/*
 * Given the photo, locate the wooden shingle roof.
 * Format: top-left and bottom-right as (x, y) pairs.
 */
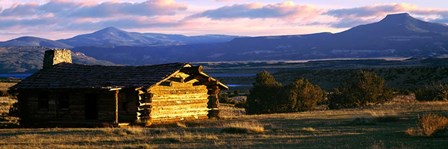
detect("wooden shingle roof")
(11, 63), (189, 90)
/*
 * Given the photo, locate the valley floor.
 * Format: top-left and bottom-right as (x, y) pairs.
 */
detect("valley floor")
(0, 102), (447, 148)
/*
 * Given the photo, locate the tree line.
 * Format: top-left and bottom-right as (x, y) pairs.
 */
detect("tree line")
(245, 70), (448, 114)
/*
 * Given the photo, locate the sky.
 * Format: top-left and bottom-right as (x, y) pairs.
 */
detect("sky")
(1, 0), (448, 40)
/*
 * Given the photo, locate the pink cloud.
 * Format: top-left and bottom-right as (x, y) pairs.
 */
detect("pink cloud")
(0, 0), (189, 40)
(0, 0), (187, 17)
(215, 0), (244, 2)
(190, 1), (322, 21)
(2, 1), (448, 41)
(325, 3), (448, 28)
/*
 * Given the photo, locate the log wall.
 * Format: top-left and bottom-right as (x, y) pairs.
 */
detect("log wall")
(141, 72), (210, 125)
(18, 89), (117, 127)
(16, 68), (224, 127)
(117, 89), (139, 123)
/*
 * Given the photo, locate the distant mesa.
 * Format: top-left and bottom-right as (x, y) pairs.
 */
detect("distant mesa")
(223, 12), (448, 62)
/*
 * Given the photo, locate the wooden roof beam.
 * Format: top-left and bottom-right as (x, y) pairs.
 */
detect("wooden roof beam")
(180, 66), (203, 75)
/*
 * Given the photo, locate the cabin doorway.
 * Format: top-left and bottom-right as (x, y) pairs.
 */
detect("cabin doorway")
(85, 93), (98, 120)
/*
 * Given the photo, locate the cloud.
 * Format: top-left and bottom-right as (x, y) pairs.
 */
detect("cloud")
(61, 16), (182, 31)
(2, 1), (448, 41)
(215, 0), (244, 2)
(0, 3), (39, 16)
(191, 1), (322, 21)
(0, 0), (187, 18)
(69, 0), (187, 18)
(329, 17), (375, 28)
(0, 0), (187, 33)
(326, 3), (415, 18)
(325, 3), (448, 28)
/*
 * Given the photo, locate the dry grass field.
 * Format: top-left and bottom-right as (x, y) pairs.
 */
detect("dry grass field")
(0, 82), (15, 95)
(0, 82), (19, 128)
(0, 100), (448, 148)
(0, 82), (447, 148)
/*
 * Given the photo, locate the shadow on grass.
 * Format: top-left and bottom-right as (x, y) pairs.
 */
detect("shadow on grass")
(0, 129), (106, 137)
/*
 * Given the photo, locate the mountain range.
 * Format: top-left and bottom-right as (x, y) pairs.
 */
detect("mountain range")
(0, 36), (73, 49)
(222, 13), (448, 60)
(58, 27), (239, 47)
(0, 27), (238, 48)
(1, 13), (448, 68)
(0, 47), (114, 73)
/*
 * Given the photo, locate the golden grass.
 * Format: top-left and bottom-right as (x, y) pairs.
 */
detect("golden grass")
(419, 113), (448, 136)
(406, 113), (448, 137)
(0, 96), (19, 127)
(102, 127), (147, 136)
(221, 121), (265, 134)
(219, 103), (245, 118)
(1, 102), (448, 148)
(176, 122), (187, 128)
(0, 82), (15, 89)
(299, 127), (317, 132)
(0, 82), (15, 96)
(0, 97), (15, 114)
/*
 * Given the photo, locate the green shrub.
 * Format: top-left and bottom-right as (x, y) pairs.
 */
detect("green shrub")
(234, 101), (246, 108)
(328, 70), (393, 109)
(414, 84), (448, 101)
(232, 90), (240, 97)
(219, 93), (230, 103)
(246, 71), (286, 114)
(246, 71), (326, 114)
(286, 78), (326, 111)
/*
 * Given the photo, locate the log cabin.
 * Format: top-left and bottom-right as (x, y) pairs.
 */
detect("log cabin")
(9, 49), (228, 127)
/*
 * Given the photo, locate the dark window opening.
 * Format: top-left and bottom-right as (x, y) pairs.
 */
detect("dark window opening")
(120, 93), (128, 113)
(85, 93), (98, 120)
(121, 102), (128, 112)
(57, 94), (70, 109)
(120, 92), (131, 113)
(38, 93), (49, 109)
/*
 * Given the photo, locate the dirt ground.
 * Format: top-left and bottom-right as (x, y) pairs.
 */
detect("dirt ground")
(0, 101), (447, 148)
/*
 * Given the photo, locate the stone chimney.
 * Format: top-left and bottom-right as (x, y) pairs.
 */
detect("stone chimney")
(43, 49), (72, 69)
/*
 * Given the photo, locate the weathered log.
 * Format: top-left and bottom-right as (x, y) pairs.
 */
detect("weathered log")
(180, 66), (203, 75)
(115, 90), (119, 124)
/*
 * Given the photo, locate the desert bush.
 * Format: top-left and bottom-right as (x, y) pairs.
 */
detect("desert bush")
(0, 90), (10, 97)
(406, 113), (448, 137)
(246, 71), (286, 114)
(246, 71), (326, 114)
(218, 93), (230, 103)
(285, 78), (326, 111)
(418, 113), (448, 136)
(234, 100), (246, 108)
(328, 70), (393, 109)
(232, 90), (240, 96)
(414, 84), (448, 101)
(8, 102), (19, 117)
